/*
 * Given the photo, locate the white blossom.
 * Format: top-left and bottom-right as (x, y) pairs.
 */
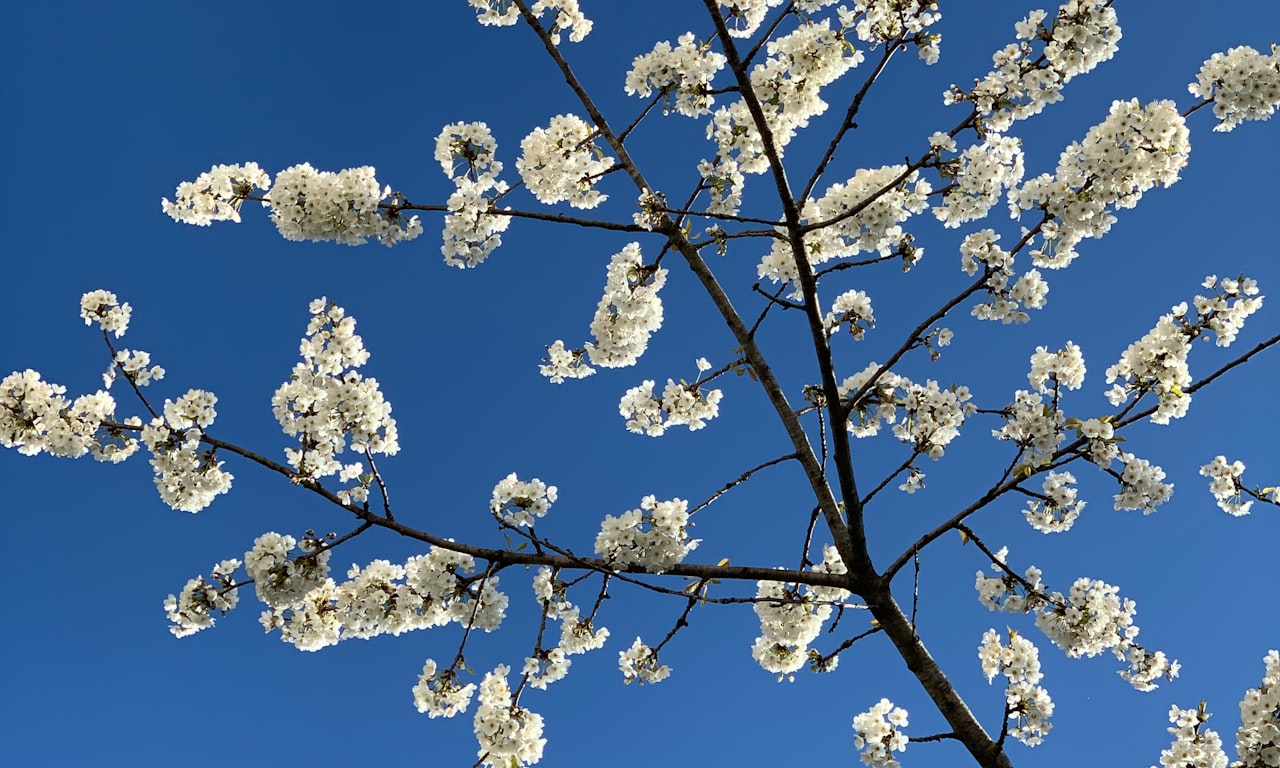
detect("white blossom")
(1188, 45), (1280, 132)
(978, 629), (1054, 746)
(1199, 455), (1253, 516)
(852, 698), (910, 768)
(1233, 650), (1280, 768)
(490, 473), (558, 528)
(619, 637), (671, 684)
(161, 162), (270, 226)
(413, 658), (476, 719)
(625, 33), (726, 117)
(516, 114), (613, 209)
(80, 289), (132, 338)
(264, 163), (422, 247)
(594, 495), (698, 573)
(164, 558), (241, 638)
(1153, 704), (1228, 768)
(618, 378), (723, 436)
(584, 243), (667, 368)
(473, 665), (546, 767)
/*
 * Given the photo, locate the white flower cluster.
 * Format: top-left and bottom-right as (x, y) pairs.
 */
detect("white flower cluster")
(976, 554), (1178, 691)
(618, 378), (724, 436)
(956, 230), (1047, 325)
(586, 243), (667, 368)
(244, 532), (332, 608)
(272, 299), (398, 498)
(517, 114), (614, 209)
(264, 163), (422, 247)
(594, 495), (699, 573)
(1153, 705), (1228, 768)
(413, 658), (476, 719)
(1105, 312), (1192, 423)
(490, 473), (558, 528)
(933, 135), (1025, 228)
(718, 0), (785, 38)
(105, 349), (165, 389)
(1024, 471), (1085, 533)
(851, 698), (909, 768)
(946, 1), (1121, 133)
(993, 390), (1065, 467)
(752, 546), (850, 679)
(473, 665), (546, 768)
(1106, 276), (1262, 424)
(436, 121), (511, 268)
(1233, 650), (1280, 768)
(256, 545), (507, 652)
(1194, 274), (1263, 347)
(1035, 577), (1178, 690)
(698, 157), (746, 216)
(436, 121), (503, 184)
(1028, 341), (1085, 394)
(707, 17), (863, 178)
(618, 637), (671, 684)
(838, 362), (974, 461)
(163, 559), (241, 638)
(80, 289), (132, 338)
(1073, 416), (1121, 467)
(528, 0), (591, 44)
(1199, 456), (1252, 517)
(1112, 452), (1175, 514)
(824, 289), (875, 339)
(161, 162), (271, 226)
(524, 574), (609, 691)
(467, 0), (519, 27)
(625, 33), (726, 117)
(538, 340), (595, 383)
(759, 166), (930, 294)
(0, 369), (130, 461)
(140, 405), (234, 513)
(978, 629), (1054, 746)
(842, 0), (941, 62)
(1189, 45), (1280, 132)
(1011, 99), (1189, 269)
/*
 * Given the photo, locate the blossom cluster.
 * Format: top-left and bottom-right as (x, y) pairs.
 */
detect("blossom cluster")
(473, 665), (546, 768)
(413, 658), (476, 719)
(1023, 471), (1085, 534)
(1233, 650), (1280, 768)
(1153, 705), (1228, 768)
(759, 166), (930, 294)
(618, 637), (671, 684)
(751, 546), (850, 679)
(1199, 456), (1253, 517)
(705, 15), (863, 184)
(625, 33), (726, 117)
(247, 544), (508, 651)
(490, 473), (558, 528)
(527, 567), (609, 688)
(1105, 276), (1262, 424)
(271, 298), (398, 501)
(516, 114), (613, 209)
(851, 698), (909, 768)
(932, 135), (1025, 228)
(1028, 341), (1085, 394)
(435, 121), (512, 268)
(1189, 44), (1280, 132)
(105, 349), (165, 389)
(976, 552), (1178, 691)
(585, 243), (667, 368)
(618, 378), (723, 436)
(957, 229), (1048, 325)
(265, 163), (423, 247)
(161, 162), (270, 226)
(1010, 99), (1189, 269)
(824, 289), (875, 339)
(947, 1), (1121, 133)
(838, 362), (974, 463)
(979, 629), (1054, 746)
(466, 0), (591, 45)
(140, 398), (234, 513)
(80, 289), (132, 338)
(594, 495), (698, 573)
(163, 559), (241, 638)
(0, 369), (130, 461)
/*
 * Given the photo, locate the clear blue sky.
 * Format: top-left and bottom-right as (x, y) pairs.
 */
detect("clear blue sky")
(2, 2), (1277, 766)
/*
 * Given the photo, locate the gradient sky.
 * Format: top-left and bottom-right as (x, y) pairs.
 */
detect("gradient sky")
(2, 2), (1278, 767)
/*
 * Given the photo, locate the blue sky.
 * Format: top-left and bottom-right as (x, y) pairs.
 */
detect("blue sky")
(2, 2), (1277, 766)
